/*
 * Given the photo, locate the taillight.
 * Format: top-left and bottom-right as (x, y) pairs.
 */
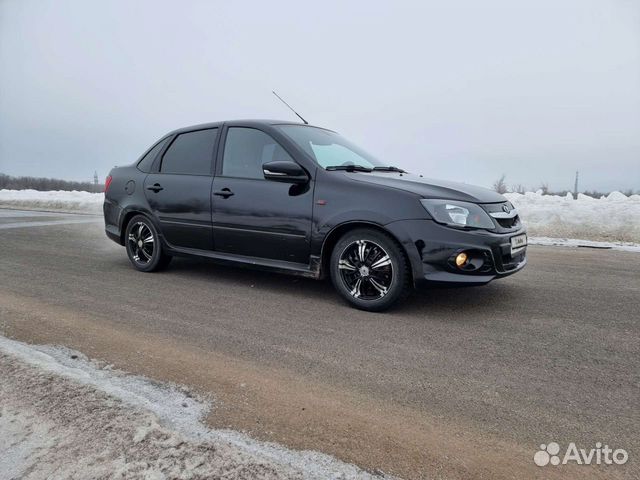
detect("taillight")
(104, 175), (113, 193)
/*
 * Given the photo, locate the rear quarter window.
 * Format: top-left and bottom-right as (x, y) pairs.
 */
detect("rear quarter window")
(137, 137), (170, 173)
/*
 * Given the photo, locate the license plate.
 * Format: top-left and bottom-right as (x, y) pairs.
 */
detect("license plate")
(511, 234), (527, 254)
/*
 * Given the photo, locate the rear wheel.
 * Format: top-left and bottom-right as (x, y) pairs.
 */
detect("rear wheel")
(330, 228), (410, 311)
(125, 215), (171, 272)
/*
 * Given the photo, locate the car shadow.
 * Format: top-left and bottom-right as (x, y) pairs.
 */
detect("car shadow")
(167, 256), (334, 292)
(163, 256), (525, 318)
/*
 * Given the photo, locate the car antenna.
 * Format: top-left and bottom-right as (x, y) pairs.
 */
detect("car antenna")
(272, 90), (308, 124)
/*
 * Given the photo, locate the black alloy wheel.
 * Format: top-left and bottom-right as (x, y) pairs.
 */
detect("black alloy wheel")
(125, 215), (172, 272)
(330, 228), (410, 311)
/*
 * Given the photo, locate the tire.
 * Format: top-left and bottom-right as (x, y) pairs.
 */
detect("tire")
(124, 214), (172, 272)
(330, 228), (410, 311)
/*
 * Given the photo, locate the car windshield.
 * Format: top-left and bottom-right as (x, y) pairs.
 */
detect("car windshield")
(276, 125), (386, 170)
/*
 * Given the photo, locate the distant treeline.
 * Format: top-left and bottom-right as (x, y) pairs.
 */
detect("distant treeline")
(0, 173), (103, 193)
(492, 174), (637, 198)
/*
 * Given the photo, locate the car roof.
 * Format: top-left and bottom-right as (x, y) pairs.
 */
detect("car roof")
(167, 119), (334, 135)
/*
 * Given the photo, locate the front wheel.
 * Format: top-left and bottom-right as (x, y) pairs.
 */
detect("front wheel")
(125, 215), (172, 272)
(330, 229), (410, 311)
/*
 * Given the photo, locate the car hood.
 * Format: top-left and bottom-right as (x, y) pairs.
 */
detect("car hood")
(347, 171), (506, 204)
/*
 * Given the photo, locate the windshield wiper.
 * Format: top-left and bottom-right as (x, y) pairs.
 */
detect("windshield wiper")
(326, 165), (373, 172)
(372, 166), (406, 173)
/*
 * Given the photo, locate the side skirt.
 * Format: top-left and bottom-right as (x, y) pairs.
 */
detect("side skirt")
(166, 245), (321, 279)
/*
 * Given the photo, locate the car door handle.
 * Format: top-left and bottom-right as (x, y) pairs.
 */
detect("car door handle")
(146, 183), (163, 193)
(213, 188), (234, 198)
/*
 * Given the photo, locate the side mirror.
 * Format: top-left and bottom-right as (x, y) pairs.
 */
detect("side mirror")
(263, 161), (309, 184)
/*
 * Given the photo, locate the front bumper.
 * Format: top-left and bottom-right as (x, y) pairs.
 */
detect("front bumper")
(385, 219), (527, 287)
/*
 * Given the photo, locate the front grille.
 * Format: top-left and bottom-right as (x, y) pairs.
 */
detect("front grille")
(496, 215), (521, 229)
(490, 242), (526, 273)
(502, 250), (525, 271)
(482, 202), (521, 231)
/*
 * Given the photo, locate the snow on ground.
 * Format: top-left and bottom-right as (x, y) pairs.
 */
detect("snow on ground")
(0, 189), (103, 213)
(0, 335), (386, 480)
(528, 236), (640, 253)
(506, 191), (640, 244)
(1, 188), (639, 246)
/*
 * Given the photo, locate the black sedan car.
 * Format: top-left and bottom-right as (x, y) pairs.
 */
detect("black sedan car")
(104, 120), (526, 311)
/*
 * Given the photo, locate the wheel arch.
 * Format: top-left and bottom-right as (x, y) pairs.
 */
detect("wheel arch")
(319, 221), (414, 283)
(119, 208), (161, 245)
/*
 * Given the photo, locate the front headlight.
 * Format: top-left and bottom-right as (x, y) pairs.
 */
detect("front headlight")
(420, 199), (495, 229)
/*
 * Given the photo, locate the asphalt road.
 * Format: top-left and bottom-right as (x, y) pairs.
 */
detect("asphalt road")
(0, 209), (638, 480)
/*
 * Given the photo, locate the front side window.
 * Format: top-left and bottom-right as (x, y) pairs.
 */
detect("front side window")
(160, 128), (218, 175)
(137, 137), (169, 172)
(222, 127), (294, 179)
(276, 125), (385, 169)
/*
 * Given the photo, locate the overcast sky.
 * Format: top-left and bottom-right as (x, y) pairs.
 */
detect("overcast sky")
(1, 0), (638, 192)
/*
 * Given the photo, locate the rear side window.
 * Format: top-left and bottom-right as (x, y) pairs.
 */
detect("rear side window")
(222, 127), (294, 179)
(161, 128), (218, 175)
(137, 137), (169, 172)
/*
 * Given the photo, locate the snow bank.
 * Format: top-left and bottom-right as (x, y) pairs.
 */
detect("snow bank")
(0, 335), (385, 480)
(505, 191), (640, 243)
(0, 189), (103, 213)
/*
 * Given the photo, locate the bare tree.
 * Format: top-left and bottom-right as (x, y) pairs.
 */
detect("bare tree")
(510, 184), (526, 194)
(539, 182), (549, 195)
(492, 174), (508, 194)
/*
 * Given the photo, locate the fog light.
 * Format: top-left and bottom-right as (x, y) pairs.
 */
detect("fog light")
(455, 252), (468, 267)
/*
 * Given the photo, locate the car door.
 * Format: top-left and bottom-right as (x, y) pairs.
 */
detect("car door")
(211, 126), (313, 264)
(144, 128), (218, 251)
